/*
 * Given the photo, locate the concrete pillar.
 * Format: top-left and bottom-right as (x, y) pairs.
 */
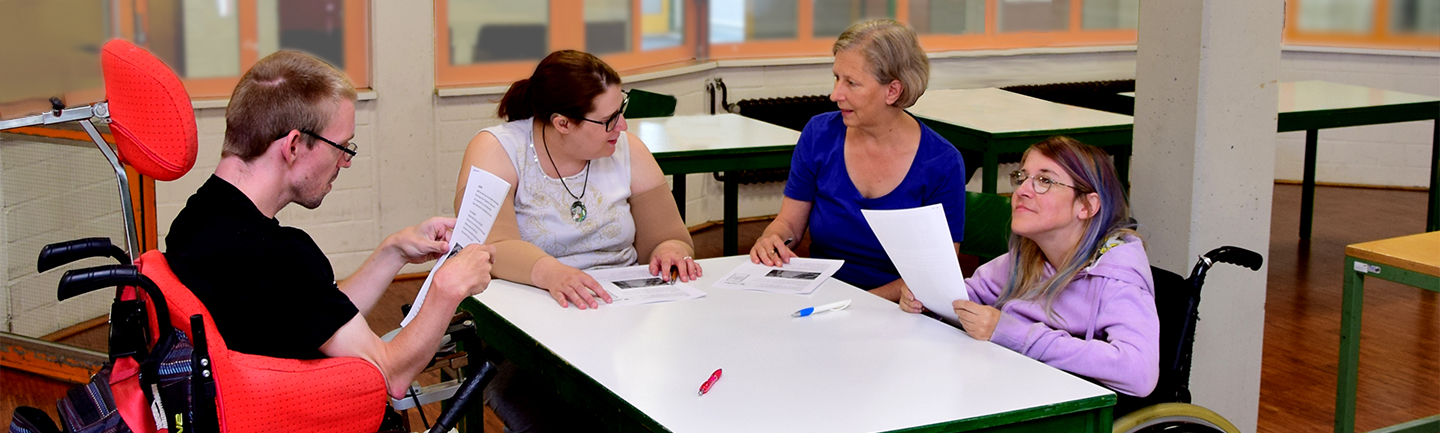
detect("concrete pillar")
(1130, 1), (1281, 432)
(372, 2), (439, 243)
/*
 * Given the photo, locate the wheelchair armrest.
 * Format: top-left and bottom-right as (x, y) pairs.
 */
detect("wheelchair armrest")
(38, 238), (130, 272)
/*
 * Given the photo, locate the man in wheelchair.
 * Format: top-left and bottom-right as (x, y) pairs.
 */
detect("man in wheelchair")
(163, 50), (494, 405)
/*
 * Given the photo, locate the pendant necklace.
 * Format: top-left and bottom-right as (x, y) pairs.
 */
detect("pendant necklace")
(541, 125), (591, 223)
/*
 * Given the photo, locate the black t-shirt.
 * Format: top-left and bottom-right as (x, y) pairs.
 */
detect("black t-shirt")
(165, 175), (358, 360)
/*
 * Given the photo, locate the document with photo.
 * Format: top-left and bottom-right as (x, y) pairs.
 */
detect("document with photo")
(862, 204), (969, 326)
(585, 265), (705, 306)
(710, 258), (843, 295)
(403, 166), (511, 327)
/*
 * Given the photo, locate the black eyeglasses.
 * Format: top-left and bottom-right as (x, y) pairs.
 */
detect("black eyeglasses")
(1010, 170), (1079, 194)
(579, 90), (629, 132)
(299, 130), (358, 161)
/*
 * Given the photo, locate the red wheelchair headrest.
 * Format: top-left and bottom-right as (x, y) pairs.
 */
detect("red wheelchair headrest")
(101, 39), (198, 182)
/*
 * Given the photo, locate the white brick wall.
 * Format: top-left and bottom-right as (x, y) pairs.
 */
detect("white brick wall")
(2, 139), (127, 336)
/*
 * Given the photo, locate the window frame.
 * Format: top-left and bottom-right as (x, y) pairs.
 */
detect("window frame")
(1283, 0), (1440, 51)
(435, 0), (699, 88)
(114, 0), (371, 99)
(708, 0), (1140, 59)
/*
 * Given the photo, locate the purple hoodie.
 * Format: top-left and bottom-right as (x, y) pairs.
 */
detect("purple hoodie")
(965, 235), (1159, 397)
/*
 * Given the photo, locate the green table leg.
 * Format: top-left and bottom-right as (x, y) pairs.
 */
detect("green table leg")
(1427, 120), (1437, 232)
(982, 150), (1000, 194)
(1113, 146), (1132, 192)
(1302, 129), (1319, 240)
(724, 172), (739, 255)
(672, 174), (686, 221)
(1335, 257), (1365, 433)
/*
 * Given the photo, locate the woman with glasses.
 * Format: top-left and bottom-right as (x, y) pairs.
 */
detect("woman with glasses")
(456, 50), (697, 311)
(455, 49), (696, 432)
(749, 19), (967, 301)
(899, 136), (1160, 398)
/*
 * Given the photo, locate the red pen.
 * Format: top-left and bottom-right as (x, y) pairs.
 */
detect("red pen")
(698, 368), (723, 396)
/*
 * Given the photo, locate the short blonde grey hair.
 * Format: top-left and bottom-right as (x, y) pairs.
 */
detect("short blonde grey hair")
(833, 19), (930, 108)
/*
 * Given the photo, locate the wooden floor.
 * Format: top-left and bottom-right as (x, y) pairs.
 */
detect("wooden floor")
(1259, 184), (1437, 432)
(3, 183), (1434, 432)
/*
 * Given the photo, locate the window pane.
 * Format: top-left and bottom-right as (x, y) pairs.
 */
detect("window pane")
(177, 0), (241, 79)
(448, 0), (548, 65)
(814, 0), (892, 38)
(711, 0), (798, 43)
(1391, 0), (1440, 34)
(586, 0), (632, 54)
(1297, 0), (1374, 33)
(254, 0), (346, 68)
(1082, 0), (1138, 30)
(0, 0), (108, 109)
(998, 0), (1069, 33)
(910, 0), (985, 35)
(641, 0), (685, 50)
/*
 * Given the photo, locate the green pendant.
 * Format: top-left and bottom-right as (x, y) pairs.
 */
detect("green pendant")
(570, 201), (587, 223)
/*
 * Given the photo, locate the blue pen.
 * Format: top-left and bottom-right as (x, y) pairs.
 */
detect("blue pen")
(792, 299), (851, 317)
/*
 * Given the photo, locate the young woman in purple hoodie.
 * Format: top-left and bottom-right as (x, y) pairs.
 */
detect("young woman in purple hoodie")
(899, 136), (1160, 397)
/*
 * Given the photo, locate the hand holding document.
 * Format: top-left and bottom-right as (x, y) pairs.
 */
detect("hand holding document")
(711, 258), (843, 295)
(862, 204), (969, 326)
(402, 166), (510, 327)
(584, 265), (705, 306)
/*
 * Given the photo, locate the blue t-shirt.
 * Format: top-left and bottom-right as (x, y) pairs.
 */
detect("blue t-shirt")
(784, 111), (967, 290)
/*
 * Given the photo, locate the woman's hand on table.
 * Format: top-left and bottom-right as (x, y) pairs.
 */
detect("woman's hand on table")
(898, 284), (924, 314)
(648, 240), (702, 283)
(954, 300), (1000, 341)
(749, 234), (796, 267)
(533, 259), (611, 309)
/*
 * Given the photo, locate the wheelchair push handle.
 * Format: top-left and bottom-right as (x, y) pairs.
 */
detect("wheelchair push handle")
(37, 237), (130, 273)
(429, 361), (498, 433)
(58, 264), (171, 332)
(1203, 246), (1263, 271)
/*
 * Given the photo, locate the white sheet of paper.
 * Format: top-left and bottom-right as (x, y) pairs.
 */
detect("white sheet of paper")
(862, 204), (969, 324)
(402, 166), (511, 327)
(585, 265), (705, 306)
(710, 258), (844, 295)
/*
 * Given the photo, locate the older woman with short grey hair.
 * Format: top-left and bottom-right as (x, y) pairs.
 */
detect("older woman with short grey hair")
(750, 19), (967, 302)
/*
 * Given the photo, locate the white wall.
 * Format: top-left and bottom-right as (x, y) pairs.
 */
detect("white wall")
(2, 138), (127, 336)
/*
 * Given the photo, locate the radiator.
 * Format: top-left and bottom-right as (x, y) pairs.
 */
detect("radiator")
(714, 94), (838, 185)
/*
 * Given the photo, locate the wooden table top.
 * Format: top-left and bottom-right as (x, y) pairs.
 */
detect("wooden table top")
(1345, 231), (1440, 277)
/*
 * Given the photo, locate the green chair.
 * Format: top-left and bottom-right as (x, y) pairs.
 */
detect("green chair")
(624, 88), (677, 118)
(960, 192), (1011, 263)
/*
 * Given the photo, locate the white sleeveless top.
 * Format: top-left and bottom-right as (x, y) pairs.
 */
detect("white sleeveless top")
(483, 118), (638, 270)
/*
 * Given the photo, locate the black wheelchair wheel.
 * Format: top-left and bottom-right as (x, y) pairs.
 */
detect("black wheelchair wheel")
(1113, 403), (1240, 433)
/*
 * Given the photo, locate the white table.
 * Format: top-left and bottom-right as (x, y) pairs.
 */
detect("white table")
(634, 114), (802, 255)
(459, 256), (1114, 432)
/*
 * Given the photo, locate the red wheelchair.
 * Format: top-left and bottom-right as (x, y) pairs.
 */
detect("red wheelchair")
(5, 39), (493, 433)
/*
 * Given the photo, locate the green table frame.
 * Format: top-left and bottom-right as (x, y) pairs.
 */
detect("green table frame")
(455, 296), (1115, 433)
(1336, 232), (1440, 433)
(658, 146), (793, 256)
(1123, 81), (1440, 237)
(909, 88), (1136, 194)
(1275, 87), (1440, 238)
(917, 121), (1135, 194)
